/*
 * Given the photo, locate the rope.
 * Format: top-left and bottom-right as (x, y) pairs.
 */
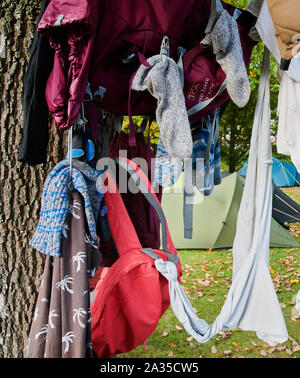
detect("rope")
(274, 193), (300, 214)
(278, 161), (300, 186)
(273, 207), (300, 222)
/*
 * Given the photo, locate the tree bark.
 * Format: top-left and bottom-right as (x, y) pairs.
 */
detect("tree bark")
(0, 1), (65, 357)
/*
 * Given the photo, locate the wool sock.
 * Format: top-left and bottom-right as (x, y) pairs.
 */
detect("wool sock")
(201, 10), (251, 108)
(132, 55), (193, 159)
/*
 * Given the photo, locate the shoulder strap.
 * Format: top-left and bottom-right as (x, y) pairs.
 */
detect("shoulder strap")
(115, 157), (177, 256)
(205, 0), (224, 34)
(187, 79), (227, 117)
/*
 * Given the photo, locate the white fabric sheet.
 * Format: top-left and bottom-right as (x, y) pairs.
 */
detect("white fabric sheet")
(155, 48), (288, 346)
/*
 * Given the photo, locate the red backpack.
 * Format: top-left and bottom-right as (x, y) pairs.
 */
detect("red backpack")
(90, 157), (182, 358)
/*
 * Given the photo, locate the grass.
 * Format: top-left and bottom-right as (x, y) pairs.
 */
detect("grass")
(118, 187), (300, 359)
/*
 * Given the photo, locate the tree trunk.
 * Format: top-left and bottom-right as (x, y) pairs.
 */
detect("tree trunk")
(0, 1), (65, 357)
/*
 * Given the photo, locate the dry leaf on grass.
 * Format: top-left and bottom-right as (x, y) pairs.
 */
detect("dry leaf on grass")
(233, 354), (245, 358)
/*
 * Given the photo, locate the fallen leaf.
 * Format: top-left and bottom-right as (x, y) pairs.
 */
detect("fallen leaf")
(168, 351), (174, 357)
(269, 267), (275, 274)
(162, 330), (168, 337)
(186, 336), (193, 342)
(223, 350), (232, 355)
(175, 325), (183, 331)
(292, 344), (300, 353)
(196, 279), (210, 287)
(291, 308), (300, 318)
(260, 350), (268, 357)
(251, 342), (257, 347)
(233, 354), (245, 358)
(208, 299), (214, 303)
(261, 344), (269, 349)
(211, 346), (217, 354)
(286, 349), (293, 355)
(169, 342), (177, 348)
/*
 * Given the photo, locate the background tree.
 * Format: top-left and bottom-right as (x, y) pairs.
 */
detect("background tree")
(0, 1), (64, 357)
(219, 42), (281, 172)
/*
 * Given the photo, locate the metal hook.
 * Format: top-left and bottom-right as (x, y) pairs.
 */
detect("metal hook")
(160, 35), (170, 61)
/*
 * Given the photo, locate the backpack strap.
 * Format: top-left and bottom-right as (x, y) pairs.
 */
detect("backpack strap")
(205, 0), (224, 34)
(183, 109), (220, 239)
(128, 51), (152, 147)
(187, 79), (227, 117)
(115, 157), (177, 256)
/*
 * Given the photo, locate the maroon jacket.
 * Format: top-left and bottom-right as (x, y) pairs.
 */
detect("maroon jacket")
(37, 0), (253, 132)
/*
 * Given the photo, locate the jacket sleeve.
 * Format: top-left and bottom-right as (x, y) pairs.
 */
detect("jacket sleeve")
(18, 0), (54, 166)
(37, 0), (100, 130)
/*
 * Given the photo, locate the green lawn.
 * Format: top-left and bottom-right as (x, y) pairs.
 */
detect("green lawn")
(119, 187), (300, 359)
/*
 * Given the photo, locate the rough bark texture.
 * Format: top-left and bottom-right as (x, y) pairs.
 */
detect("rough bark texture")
(0, 1), (65, 357)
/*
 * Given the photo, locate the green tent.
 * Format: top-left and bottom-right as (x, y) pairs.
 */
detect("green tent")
(161, 172), (300, 249)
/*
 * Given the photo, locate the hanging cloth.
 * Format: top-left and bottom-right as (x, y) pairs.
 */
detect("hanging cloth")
(30, 159), (104, 257)
(153, 47), (288, 346)
(25, 191), (101, 358)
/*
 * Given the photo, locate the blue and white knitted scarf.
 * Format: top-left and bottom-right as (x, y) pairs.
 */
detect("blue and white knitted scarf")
(30, 159), (105, 257)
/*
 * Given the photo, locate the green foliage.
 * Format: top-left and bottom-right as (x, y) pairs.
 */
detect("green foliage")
(220, 41), (281, 172)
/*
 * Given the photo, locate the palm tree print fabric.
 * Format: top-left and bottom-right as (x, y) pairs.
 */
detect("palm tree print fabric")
(25, 190), (101, 358)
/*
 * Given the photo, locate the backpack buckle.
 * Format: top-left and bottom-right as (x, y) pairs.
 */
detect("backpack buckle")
(160, 35), (169, 60)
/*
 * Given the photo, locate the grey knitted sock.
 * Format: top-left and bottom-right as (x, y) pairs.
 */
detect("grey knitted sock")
(132, 55), (193, 159)
(201, 10), (251, 108)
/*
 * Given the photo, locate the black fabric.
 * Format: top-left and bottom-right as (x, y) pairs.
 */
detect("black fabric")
(280, 58), (291, 71)
(272, 184), (300, 226)
(236, 10), (257, 34)
(18, 0), (54, 166)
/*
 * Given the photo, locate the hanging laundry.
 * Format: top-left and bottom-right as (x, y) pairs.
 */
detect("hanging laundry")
(266, 0), (300, 68)
(200, 9), (251, 108)
(255, 0), (300, 172)
(277, 72), (300, 172)
(18, 0), (54, 165)
(255, 0), (300, 82)
(34, 0), (254, 133)
(154, 138), (182, 188)
(191, 110), (222, 196)
(30, 159), (105, 257)
(154, 48), (288, 347)
(132, 53), (193, 159)
(25, 191), (101, 358)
